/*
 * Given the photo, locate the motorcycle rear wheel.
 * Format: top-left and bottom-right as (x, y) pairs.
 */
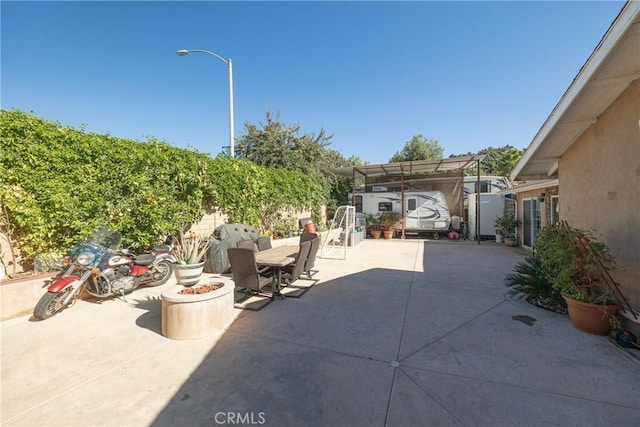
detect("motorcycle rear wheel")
(33, 284), (76, 320)
(146, 260), (173, 287)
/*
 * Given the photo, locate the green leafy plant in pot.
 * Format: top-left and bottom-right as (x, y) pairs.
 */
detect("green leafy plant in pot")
(379, 211), (401, 239)
(366, 214), (382, 239)
(534, 223), (618, 334)
(494, 213), (520, 245)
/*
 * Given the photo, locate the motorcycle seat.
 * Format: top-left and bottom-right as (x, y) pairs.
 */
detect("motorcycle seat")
(134, 254), (155, 266)
(152, 245), (170, 252)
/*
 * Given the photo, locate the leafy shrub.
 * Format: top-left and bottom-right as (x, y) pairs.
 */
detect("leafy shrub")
(534, 224), (616, 304)
(0, 110), (328, 268)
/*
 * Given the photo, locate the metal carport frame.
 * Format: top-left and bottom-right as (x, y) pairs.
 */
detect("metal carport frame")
(332, 156), (484, 242)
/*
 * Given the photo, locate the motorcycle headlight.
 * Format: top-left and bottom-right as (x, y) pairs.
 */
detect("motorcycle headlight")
(76, 252), (96, 266)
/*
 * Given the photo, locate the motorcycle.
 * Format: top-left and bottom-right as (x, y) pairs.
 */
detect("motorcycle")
(33, 227), (175, 320)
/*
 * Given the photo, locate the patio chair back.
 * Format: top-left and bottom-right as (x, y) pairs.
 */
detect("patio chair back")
(283, 240), (312, 285)
(236, 239), (258, 252)
(227, 248), (270, 294)
(303, 236), (321, 278)
(299, 232), (318, 244)
(256, 236), (272, 251)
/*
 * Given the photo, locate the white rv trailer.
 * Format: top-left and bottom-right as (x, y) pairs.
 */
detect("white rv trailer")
(462, 176), (514, 239)
(466, 193), (506, 240)
(463, 175), (511, 199)
(350, 190), (452, 233)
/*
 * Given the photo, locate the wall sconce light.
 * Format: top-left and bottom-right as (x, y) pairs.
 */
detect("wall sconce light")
(538, 192), (546, 202)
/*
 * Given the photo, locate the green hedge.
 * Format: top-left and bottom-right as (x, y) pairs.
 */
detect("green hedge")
(0, 109), (327, 263)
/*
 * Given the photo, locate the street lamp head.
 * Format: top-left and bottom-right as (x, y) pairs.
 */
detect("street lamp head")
(175, 47), (235, 158)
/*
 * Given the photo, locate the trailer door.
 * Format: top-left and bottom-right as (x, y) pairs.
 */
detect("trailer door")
(405, 197), (425, 229)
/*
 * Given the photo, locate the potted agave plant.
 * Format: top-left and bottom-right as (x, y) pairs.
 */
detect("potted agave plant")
(174, 231), (211, 287)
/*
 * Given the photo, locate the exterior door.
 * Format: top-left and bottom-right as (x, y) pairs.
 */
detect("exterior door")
(522, 199), (541, 248)
(550, 195), (560, 225)
(405, 197), (418, 229)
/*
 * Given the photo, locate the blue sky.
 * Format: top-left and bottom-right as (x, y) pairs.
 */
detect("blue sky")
(1, 1), (626, 165)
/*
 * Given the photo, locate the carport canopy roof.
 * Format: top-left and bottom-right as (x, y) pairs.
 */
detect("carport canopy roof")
(332, 155), (484, 178)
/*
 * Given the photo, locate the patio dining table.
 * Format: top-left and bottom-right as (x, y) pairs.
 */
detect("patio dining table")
(254, 245), (298, 299)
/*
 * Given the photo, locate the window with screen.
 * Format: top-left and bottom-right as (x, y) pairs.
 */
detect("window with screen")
(378, 202), (392, 212)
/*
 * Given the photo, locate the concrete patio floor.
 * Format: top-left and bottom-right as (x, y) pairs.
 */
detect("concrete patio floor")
(1, 238), (639, 426)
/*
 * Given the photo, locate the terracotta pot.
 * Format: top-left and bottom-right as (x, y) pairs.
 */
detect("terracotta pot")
(383, 230), (393, 239)
(372, 230), (381, 239)
(562, 295), (618, 335)
(301, 218), (316, 234)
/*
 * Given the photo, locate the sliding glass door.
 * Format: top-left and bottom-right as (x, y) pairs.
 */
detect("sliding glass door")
(522, 199), (541, 248)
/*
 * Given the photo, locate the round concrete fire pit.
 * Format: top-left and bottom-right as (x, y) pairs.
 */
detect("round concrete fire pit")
(161, 279), (234, 340)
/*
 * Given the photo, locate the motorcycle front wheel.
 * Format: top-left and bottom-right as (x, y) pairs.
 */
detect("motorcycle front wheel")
(33, 283), (77, 320)
(145, 260), (173, 287)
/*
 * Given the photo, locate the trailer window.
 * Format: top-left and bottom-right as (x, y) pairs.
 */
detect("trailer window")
(407, 199), (416, 210)
(468, 181), (491, 193)
(378, 202), (392, 212)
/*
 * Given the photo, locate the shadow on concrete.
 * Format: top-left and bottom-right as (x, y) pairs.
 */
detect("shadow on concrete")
(150, 241), (640, 426)
(133, 295), (163, 335)
(3, 240), (638, 426)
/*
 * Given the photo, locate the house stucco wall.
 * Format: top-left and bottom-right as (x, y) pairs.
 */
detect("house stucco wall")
(559, 79), (640, 306)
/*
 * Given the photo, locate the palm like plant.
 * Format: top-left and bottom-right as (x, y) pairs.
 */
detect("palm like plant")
(505, 255), (565, 312)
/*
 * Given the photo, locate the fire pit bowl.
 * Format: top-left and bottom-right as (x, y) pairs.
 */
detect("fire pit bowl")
(161, 279), (234, 340)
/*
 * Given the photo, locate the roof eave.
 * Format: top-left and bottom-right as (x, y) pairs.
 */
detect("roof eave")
(510, 1), (640, 182)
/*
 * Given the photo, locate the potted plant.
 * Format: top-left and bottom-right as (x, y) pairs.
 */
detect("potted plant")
(379, 211), (401, 239)
(494, 213), (520, 246)
(174, 231), (211, 287)
(366, 214), (381, 239)
(534, 223), (618, 335)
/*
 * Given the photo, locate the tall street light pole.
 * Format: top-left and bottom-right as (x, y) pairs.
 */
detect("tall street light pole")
(176, 49), (234, 158)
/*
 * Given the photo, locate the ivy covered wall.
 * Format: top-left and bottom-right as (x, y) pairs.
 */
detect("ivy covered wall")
(0, 110), (327, 267)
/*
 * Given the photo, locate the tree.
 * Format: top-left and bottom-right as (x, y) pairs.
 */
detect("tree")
(235, 109), (333, 176)
(478, 146), (523, 177)
(389, 134), (444, 162)
(323, 153), (369, 223)
(236, 109), (356, 225)
(449, 145), (524, 177)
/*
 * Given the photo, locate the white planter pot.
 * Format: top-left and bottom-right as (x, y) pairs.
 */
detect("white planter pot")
(173, 262), (204, 287)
